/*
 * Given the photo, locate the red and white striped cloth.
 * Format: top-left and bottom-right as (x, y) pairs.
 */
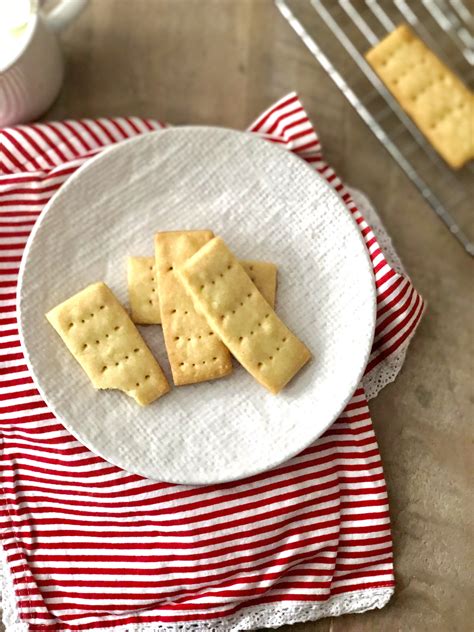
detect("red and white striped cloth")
(0, 94), (424, 632)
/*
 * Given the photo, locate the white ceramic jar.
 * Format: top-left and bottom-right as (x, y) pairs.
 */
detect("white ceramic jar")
(0, 0), (87, 127)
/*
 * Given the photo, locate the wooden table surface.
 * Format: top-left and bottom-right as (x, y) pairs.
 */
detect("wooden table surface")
(9, 1), (473, 631)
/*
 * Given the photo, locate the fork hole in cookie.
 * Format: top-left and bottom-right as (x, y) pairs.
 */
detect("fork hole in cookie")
(208, 331), (214, 336)
(212, 357), (217, 361)
(82, 344), (87, 350)
(114, 326), (120, 331)
(171, 309), (177, 314)
(95, 340), (100, 345)
(258, 362), (262, 367)
(145, 375), (150, 380)
(133, 348), (139, 353)
(100, 305), (105, 310)
(101, 366), (107, 372)
(168, 266), (173, 271)
(135, 382), (140, 387)
(265, 314), (270, 319)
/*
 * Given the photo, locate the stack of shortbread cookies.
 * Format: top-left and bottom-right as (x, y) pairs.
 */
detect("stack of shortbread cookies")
(46, 231), (311, 405)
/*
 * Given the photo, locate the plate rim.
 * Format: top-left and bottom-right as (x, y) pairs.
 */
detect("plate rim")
(17, 125), (377, 484)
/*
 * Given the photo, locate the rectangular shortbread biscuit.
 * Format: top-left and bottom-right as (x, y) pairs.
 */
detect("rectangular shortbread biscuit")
(365, 24), (474, 169)
(128, 256), (278, 325)
(178, 237), (311, 394)
(127, 257), (161, 325)
(155, 231), (233, 386)
(242, 261), (278, 311)
(46, 282), (170, 406)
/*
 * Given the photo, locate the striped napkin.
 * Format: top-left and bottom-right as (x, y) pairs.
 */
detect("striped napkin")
(0, 94), (424, 632)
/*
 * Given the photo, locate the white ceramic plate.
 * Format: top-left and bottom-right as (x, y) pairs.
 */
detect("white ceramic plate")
(18, 127), (375, 485)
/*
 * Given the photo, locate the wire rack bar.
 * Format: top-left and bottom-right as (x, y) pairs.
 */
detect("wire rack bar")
(366, 1), (396, 32)
(340, 0), (380, 45)
(449, 0), (473, 25)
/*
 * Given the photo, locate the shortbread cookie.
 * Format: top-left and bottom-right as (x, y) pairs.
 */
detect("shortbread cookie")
(178, 237), (311, 394)
(155, 231), (232, 386)
(127, 256), (160, 325)
(242, 261), (278, 311)
(365, 24), (474, 169)
(46, 282), (170, 406)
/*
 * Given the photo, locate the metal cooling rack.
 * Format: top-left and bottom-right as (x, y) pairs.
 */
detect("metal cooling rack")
(276, 0), (474, 256)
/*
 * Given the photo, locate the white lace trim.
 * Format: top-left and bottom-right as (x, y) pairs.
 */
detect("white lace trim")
(347, 188), (425, 400)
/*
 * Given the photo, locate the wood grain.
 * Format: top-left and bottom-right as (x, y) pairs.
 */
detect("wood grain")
(5, 1), (471, 631)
